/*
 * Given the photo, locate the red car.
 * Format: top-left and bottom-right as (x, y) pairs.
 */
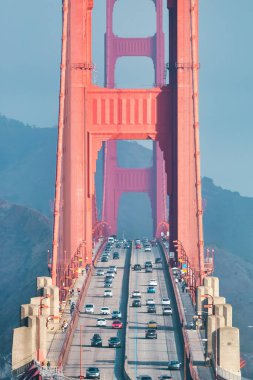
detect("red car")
(112, 320), (123, 329)
(136, 244), (141, 249)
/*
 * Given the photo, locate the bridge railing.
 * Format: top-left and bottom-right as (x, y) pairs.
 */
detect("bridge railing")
(57, 239), (106, 368)
(159, 240), (201, 380)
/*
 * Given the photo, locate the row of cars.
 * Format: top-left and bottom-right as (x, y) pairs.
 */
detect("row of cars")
(84, 240), (124, 379)
(131, 248), (182, 379)
(132, 258), (162, 272)
(131, 289), (173, 315)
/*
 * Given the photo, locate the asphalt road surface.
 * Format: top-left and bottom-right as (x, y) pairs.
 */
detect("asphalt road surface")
(64, 242), (184, 380)
(125, 244), (184, 380)
(64, 244), (131, 380)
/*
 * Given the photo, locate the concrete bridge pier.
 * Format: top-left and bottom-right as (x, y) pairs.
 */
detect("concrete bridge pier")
(197, 276), (241, 377)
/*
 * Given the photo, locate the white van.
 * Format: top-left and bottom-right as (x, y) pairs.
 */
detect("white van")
(85, 304), (94, 313)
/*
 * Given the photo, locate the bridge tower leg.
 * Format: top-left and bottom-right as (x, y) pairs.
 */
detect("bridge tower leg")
(103, 0), (167, 237)
(166, 0), (204, 276)
(52, 0), (204, 288)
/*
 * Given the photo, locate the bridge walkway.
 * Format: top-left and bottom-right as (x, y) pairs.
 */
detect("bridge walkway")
(46, 241), (104, 365)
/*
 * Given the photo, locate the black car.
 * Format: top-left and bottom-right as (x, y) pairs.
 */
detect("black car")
(108, 336), (121, 348)
(113, 252), (120, 259)
(132, 299), (141, 307)
(145, 329), (157, 339)
(86, 367), (100, 379)
(155, 257), (162, 264)
(91, 334), (102, 347)
(133, 264), (141, 271)
(101, 256), (108, 262)
(147, 305), (156, 313)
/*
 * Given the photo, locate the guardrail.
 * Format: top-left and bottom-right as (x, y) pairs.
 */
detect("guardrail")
(12, 360), (34, 377)
(159, 240), (201, 380)
(57, 240), (106, 368)
(123, 242), (133, 380)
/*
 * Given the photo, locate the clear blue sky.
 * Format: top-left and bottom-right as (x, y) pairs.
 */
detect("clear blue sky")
(0, 0), (252, 197)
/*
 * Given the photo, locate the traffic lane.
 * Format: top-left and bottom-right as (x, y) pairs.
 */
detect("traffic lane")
(64, 246), (127, 379)
(127, 246), (169, 379)
(127, 245), (183, 380)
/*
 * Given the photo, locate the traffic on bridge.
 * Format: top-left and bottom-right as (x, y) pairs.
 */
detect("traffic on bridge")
(64, 238), (184, 380)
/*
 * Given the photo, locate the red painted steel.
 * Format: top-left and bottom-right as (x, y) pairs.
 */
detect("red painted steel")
(105, 0), (165, 88)
(52, 0), (204, 288)
(102, 140), (167, 237)
(103, 1), (167, 238)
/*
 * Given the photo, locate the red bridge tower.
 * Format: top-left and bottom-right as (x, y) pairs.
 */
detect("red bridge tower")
(52, 0), (204, 289)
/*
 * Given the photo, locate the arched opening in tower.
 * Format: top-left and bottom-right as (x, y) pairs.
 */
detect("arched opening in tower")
(117, 192), (153, 239)
(113, 0), (156, 37)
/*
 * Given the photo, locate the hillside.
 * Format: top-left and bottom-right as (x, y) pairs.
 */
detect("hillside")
(202, 177), (253, 263)
(0, 115), (57, 216)
(0, 200), (51, 374)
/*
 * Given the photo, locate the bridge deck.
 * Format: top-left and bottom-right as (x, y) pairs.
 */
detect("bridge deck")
(125, 245), (184, 380)
(64, 246), (130, 379)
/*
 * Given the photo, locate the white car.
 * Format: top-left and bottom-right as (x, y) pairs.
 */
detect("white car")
(144, 246), (152, 252)
(96, 318), (107, 327)
(163, 306), (173, 315)
(149, 279), (158, 286)
(106, 270), (115, 278)
(100, 307), (110, 315)
(131, 290), (141, 298)
(109, 265), (117, 273)
(146, 298), (155, 306)
(104, 289), (113, 297)
(96, 269), (104, 276)
(85, 304), (94, 314)
(162, 297), (171, 305)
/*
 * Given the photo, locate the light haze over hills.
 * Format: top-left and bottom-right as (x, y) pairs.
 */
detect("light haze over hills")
(0, 1), (252, 196)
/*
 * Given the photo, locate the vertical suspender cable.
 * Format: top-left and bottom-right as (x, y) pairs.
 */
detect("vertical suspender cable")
(52, 0), (69, 285)
(189, 0), (204, 280)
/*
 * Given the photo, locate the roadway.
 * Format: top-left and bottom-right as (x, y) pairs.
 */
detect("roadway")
(64, 244), (131, 379)
(63, 241), (184, 380)
(125, 244), (184, 380)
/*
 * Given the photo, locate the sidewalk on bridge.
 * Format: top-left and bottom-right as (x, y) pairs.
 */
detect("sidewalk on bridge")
(175, 279), (215, 379)
(45, 241), (103, 366)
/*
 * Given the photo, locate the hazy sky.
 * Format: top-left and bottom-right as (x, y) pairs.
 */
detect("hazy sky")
(0, 0), (252, 196)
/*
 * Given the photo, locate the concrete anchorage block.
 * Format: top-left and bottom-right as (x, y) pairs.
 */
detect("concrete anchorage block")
(223, 304), (232, 327)
(213, 296), (226, 306)
(207, 315), (216, 355)
(12, 326), (33, 370)
(207, 315), (225, 356)
(196, 286), (214, 316)
(21, 304), (30, 320)
(44, 286), (60, 319)
(37, 276), (52, 290)
(218, 326), (240, 375)
(204, 277), (219, 297)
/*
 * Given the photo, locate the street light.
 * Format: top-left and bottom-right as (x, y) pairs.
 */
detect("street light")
(79, 324), (85, 379)
(201, 294), (218, 378)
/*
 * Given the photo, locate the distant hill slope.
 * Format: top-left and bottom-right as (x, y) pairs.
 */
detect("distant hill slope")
(202, 177), (253, 263)
(0, 200), (51, 365)
(0, 115), (57, 216)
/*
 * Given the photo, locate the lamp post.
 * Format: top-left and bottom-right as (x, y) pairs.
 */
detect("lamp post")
(201, 293), (217, 378)
(79, 324), (85, 379)
(37, 294), (50, 362)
